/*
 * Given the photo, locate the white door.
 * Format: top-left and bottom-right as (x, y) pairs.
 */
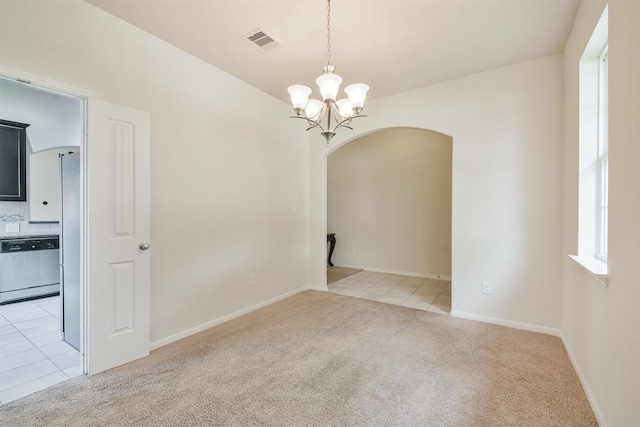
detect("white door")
(87, 98), (151, 375)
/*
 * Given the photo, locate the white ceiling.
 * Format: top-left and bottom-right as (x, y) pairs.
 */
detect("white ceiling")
(86, 0), (580, 104)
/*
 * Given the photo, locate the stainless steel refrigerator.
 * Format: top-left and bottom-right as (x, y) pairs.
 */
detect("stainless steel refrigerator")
(60, 152), (80, 350)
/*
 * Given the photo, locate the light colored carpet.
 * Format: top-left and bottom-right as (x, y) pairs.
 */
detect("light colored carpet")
(0, 291), (596, 426)
(327, 266), (363, 284)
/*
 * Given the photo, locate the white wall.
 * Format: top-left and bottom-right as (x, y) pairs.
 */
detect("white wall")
(311, 54), (564, 330)
(0, 201), (60, 236)
(308, 133), (327, 290)
(327, 128), (452, 278)
(0, 1), (310, 343)
(0, 79), (82, 152)
(562, 1), (640, 425)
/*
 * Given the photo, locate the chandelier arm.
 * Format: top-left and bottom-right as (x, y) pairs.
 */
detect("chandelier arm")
(290, 113), (367, 135)
(328, 114), (368, 133)
(328, 103), (342, 126)
(288, 115), (328, 133)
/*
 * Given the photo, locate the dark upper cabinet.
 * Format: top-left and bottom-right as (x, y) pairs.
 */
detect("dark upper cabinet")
(0, 120), (30, 202)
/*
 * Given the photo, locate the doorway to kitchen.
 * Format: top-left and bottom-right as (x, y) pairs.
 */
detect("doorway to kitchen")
(0, 77), (84, 405)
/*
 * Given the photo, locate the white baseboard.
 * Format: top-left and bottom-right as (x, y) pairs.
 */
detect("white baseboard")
(149, 286), (605, 426)
(149, 286), (320, 351)
(305, 285), (328, 292)
(450, 310), (561, 337)
(559, 332), (607, 427)
(334, 264), (451, 281)
(451, 311), (605, 425)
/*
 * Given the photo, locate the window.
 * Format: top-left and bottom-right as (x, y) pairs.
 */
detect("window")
(572, 6), (608, 285)
(596, 46), (608, 261)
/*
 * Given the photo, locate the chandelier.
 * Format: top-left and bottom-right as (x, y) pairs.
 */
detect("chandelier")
(287, 0), (369, 145)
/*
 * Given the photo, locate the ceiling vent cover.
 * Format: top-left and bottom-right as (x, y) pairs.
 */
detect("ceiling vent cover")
(244, 28), (280, 51)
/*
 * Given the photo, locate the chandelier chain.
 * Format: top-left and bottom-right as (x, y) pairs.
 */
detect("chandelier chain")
(287, 0), (368, 144)
(326, 0), (331, 66)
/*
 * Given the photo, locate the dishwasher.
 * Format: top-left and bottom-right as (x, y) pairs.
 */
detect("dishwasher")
(0, 237), (60, 304)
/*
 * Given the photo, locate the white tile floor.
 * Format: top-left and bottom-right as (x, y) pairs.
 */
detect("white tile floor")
(328, 270), (452, 313)
(0, 295), (82, 405)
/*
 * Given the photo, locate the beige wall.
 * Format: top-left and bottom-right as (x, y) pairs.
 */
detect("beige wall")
(327, 128), (452, 278)
(0, 1), (310, 344)
(562, 1), (640, 425)
(311, 54), (564, 332)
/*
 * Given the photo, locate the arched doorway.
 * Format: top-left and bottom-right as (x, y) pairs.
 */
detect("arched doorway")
(325, 127), (452, 313)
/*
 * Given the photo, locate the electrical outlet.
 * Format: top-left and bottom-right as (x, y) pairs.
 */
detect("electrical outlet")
(482, 281), (491, 294)
(352, 247), (357, 255)
(249, 274), (257, 286)
(5, 223), (20, 233)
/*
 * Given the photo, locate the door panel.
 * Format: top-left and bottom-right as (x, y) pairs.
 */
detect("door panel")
(88, 98), (150, 375)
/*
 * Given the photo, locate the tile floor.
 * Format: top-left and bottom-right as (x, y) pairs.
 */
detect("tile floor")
(328, 270), (452, 313)
(0, 295), (82, 405)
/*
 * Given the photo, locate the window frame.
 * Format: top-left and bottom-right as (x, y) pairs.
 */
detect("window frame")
(596, 45), (608, 262)
(572, 5), (608, 286)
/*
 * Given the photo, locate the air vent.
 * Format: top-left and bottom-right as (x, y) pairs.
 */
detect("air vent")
(244, 28), (280, 51)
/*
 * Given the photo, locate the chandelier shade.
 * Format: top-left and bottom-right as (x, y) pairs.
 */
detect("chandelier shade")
(287, 0), (369, 145)
(345, 83), (369, 110)
(336, 99), (353, 117)
(287, 85), (312, 112)
(315, 71), (343, 101)
(304, 99), (324, 120)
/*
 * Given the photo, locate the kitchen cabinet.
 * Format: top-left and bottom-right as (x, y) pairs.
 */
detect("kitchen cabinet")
(29, 146), (78, 222)
(0, 120), (30, 201)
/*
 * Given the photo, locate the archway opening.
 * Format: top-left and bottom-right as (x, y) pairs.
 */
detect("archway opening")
(325, 127), (452, 313)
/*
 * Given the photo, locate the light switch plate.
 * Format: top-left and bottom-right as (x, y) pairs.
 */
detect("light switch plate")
(5, 223), (20, 233)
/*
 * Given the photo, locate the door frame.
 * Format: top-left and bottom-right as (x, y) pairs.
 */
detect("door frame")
(0, 68), (91, 374)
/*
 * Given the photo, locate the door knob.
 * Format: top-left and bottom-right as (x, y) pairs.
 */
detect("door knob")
(139, 242), (150, 251)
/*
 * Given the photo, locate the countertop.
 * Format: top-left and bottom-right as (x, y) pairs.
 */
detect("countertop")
(0, 234), (59, 241)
